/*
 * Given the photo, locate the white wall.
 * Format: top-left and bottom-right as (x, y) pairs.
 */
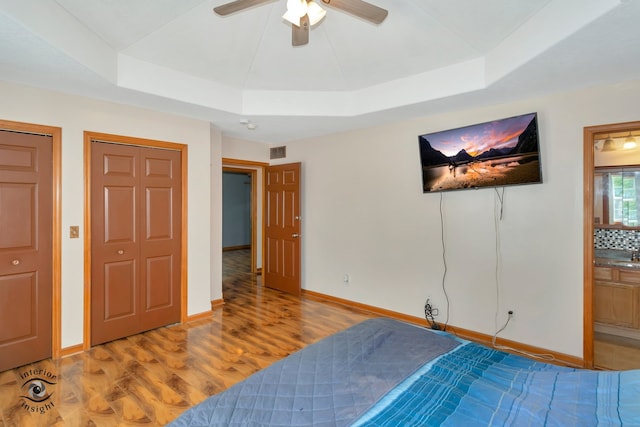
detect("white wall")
(4, 78), (640, 358)
(222, 136), (270, 161)
(210, 125), (223, 303)
(0, 81), (213, 348)
(273, 79), (640, 357)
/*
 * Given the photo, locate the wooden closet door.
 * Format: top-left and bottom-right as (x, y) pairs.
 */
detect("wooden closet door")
(138, 146), (181, 331)
(91, 143), (139, 345)
(0, 131), (52, 371)
(91, 142), (180, 345)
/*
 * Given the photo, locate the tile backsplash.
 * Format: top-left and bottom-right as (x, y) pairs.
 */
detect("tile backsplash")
(594, 228), (640, 250)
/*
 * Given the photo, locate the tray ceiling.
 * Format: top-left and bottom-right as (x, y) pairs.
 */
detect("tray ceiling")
(0, 0), (638, 143)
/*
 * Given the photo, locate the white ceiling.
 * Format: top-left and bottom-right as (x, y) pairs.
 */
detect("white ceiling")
(0, 0), (639, 143)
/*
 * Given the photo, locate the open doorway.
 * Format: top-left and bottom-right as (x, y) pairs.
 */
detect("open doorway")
(223, 170), (254, 281)
(221, 159), (302, 296)
(584, 121), (640, 370)
(222, 159), (267, 276)
(223, 171), (252, 250)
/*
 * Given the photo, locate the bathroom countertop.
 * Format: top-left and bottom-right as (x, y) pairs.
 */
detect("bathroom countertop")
(594, 258), (640, 269)
(594, 249), (640, 269)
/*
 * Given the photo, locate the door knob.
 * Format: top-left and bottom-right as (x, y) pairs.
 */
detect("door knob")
(292, 233), (300, 238)
(117, 249), (124, 255)
(11, 259), (20, 266)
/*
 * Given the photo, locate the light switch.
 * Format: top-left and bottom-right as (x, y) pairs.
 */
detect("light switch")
(70, 226), (79, 239)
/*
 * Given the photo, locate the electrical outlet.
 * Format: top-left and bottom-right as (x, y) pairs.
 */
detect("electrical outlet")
(508, 310), (514, 318)
(343, 274), (350, 284)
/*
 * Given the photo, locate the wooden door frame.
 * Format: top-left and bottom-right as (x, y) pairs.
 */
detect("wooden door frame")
(84, 132), (188, 350)
(583, 120), (640, 368)
(0, 119), (62, 359)
(222, 158), (269, 275)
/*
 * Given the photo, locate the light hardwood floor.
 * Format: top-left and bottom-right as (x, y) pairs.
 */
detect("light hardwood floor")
(0, 250), (376, 426)
(594, 332), (640, 370)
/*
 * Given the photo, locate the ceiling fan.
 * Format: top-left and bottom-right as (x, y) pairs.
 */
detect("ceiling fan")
(213, 0), (388, 46)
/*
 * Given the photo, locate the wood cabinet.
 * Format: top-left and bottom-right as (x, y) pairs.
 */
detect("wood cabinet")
(594, 266), (640, 329)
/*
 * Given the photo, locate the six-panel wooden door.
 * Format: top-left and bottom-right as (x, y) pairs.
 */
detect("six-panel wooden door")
(264, 163), (301, 295)
(0, 131), (52, 371)
(91, 141), (181, 345)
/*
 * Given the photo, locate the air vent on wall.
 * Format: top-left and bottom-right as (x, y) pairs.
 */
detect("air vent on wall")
(270, 146), (286, 160)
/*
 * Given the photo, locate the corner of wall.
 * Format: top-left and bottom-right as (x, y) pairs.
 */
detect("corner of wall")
(210, 125), (224, 302)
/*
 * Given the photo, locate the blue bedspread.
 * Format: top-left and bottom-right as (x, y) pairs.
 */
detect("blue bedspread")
(169, 318), (640, 426)
(354, 339), (640, 426)
(168, 318), (459, 426)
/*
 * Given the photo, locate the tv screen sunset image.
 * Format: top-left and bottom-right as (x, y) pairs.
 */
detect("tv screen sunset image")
(418, 113), (542, 192)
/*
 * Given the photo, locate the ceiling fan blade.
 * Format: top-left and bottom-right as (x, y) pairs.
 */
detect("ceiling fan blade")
(292, 15), (310, 46)
(321, 0), (388, 24)
(213, 0), (274, 16)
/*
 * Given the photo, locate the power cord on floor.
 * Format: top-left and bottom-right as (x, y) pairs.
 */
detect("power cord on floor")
(492, 311), (556, 361)
(424, 299), (440, 330)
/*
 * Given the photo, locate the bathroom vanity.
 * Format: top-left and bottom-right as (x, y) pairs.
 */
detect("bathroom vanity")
(594, 250), (640, 338)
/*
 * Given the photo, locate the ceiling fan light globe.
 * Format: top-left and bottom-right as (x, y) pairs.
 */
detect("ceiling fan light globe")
(307, 2), (326, 25)
(282, 10), (301, 26)
(283, 0), (308, 26)
(287, 0), (308, 17)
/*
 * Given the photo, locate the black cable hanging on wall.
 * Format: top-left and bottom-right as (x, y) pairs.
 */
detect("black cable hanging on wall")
(425, 192), (451, 331)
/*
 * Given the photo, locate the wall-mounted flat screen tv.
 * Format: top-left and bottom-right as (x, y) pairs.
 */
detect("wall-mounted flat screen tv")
(418, 112), (542, 193)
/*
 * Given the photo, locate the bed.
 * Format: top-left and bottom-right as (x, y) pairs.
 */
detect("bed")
(168, 318), (640, 426)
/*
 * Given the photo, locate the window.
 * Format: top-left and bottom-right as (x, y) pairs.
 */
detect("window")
(609, 171), (639, 226)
